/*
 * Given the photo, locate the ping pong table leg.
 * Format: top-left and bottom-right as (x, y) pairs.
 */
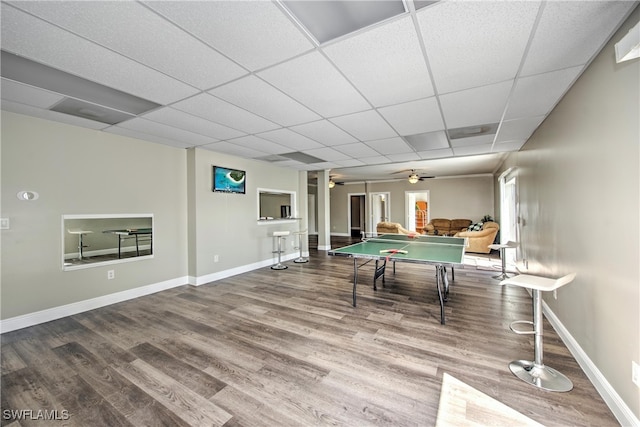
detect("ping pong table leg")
(352, 258), (358, 307)
(435, 265), (446, 324)
(373, 259), (387, 290)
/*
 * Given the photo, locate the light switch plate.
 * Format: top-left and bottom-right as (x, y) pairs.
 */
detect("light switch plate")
(0, 218), (9, 229)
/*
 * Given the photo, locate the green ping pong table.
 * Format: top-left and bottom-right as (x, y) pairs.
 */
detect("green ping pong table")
(328, 234), (467, 324)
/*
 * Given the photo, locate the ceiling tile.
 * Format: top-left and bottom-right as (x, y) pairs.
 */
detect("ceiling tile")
(365, 137), (415, 155)
(258, 51), (371, 117)
(505, 66), (582, 120)
(330, 110), (397, 141)
(356, 155), (393, 165)
(289, 120), (358, 146)
(452, 144), (493, 156)
(107, 126), (193, 149)
(1, 4), (198, 105)
(323, 16), (434, 107)
(378, 96), (443, 136)
(439, 80), (513, 129)
(172, 93), (280, 135)
(385, 152), (422, 162)
(332, 159), (366, 168)
(333, 142), (381, 158)
(229, 135), (290, 155)
(142, 107), (245, 141)
(303, 147), (352, 162)
(495, 116), (545, 143)
(417, 148), (453, 159)
(10, 1), (247, 90)
(200, 141), (270, 158)
(145, 1), (314, 71)
(115, 118), (217, 146)
(417, 1), (540, 94)
(520, 1), (636, 76)
(256, 128), (324, 151)
(1, 78), (63, 108)
(210, 75), (320, 127)
(492, 140), (526, 153)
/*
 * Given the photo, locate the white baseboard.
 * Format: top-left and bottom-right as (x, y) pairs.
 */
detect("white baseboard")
(543, 301), (639, 427)
(190, 253), (299, 286)
(1, 253), (304, 333)
(0, 276), (188, 333)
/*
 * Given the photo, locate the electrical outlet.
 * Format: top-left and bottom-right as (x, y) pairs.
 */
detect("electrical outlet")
(107, 270), (115, 280)
(632, 361), (640, 387)
(0, 218), (9, 229)
(214, 255), (219, 263)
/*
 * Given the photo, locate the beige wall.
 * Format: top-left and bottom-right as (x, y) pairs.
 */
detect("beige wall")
(328, 176), (494, 235)
(1, 112), (305, 320)
(1, 112), (188, 319)
(495, 7), (639, 419)
(187, 147), (302, 279)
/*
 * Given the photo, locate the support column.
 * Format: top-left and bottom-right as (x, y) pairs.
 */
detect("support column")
(316, 170), (331, 251)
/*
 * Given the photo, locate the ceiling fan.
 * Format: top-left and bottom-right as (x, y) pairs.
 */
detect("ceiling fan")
(328, 176), (345, 188)
(394, 169), (435, 183)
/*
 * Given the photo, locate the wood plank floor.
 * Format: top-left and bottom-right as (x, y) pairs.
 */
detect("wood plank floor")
(1, 238), (618, 426)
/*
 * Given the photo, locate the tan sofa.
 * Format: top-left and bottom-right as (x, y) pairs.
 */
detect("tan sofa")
(424, 218), (472, 236)
(454, 221), (500, 253)
(376, 222), (414, 235)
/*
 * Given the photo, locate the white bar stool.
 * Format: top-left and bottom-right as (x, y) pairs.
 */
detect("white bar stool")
(67, 229), (93, 260)
(488, 240), (518, 280)
(271, 231), (290, 270)
(500, 272), (577, 392)
(292, 229), (308, 263)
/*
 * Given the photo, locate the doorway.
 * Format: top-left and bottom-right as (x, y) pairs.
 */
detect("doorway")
(369, 192), (390, 235)
(348, 193), (366, 238)
(500, 170), (518, 265)
(405, 191), (429, 232)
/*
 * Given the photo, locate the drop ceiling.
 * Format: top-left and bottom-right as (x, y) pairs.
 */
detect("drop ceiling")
(1, 0), (636, 182)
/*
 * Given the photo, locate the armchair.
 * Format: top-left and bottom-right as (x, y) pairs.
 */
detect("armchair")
(454, 221), (500, 253)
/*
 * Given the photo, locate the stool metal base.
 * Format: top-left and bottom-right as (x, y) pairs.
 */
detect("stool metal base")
(271, 263), (288, 270)
(509, 360), (573, 392)
(293, 257), (308, 263)
(492, 272), (512, 280)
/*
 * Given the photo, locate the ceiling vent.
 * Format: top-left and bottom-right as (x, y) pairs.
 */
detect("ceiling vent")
(282, 0), (406, 44)
(280, 152), (326, 164)
(50, 98), (135, 125)
(1, 50), (160, 124)
(447, 123), (499, 140)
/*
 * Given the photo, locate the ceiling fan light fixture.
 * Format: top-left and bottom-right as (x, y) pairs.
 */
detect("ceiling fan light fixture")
(328, 179), (336, 189)
(408, 173), (420, 184)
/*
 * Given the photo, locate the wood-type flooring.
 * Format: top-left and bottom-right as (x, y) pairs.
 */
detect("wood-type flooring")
(1, 238), (618, 426)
